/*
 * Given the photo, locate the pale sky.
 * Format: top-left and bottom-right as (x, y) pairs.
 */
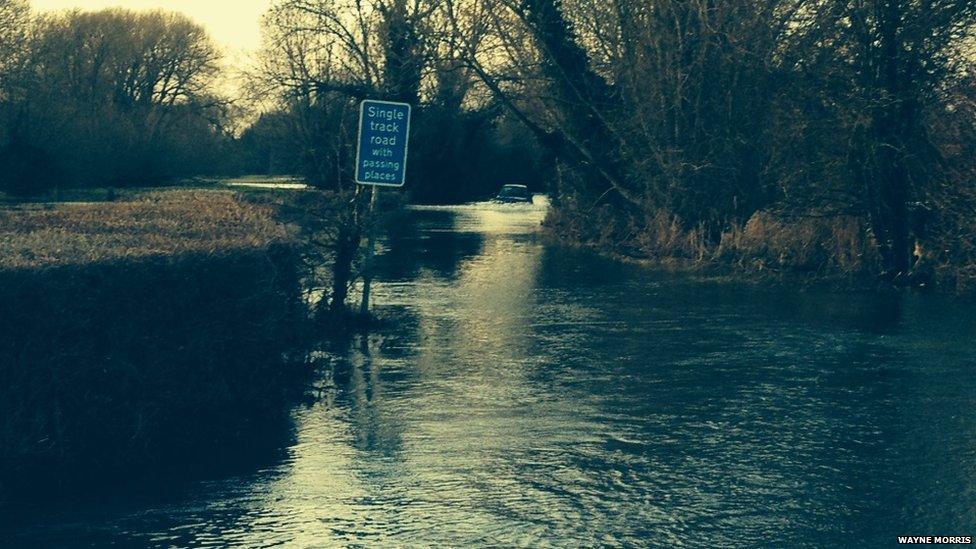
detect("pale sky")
(30, 0), (273, 53)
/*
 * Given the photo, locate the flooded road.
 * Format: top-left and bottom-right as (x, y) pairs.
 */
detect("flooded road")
(4, 201), (976, 547)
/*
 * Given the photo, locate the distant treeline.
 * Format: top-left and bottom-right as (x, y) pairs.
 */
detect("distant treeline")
(236, 102), (545, 204)
(0, 3), (234, 193)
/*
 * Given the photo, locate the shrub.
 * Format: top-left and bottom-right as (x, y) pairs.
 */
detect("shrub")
(0, 139), (62, 197)
(722, 212), (881, 275)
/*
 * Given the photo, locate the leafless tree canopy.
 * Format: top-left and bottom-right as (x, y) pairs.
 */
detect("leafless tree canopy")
(0, 6), (228, 192)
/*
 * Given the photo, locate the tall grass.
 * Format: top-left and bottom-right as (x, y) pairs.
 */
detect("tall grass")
(546, 204), (884, 279)
(0, 190), (289, 269)
(719, 213), (880, 276)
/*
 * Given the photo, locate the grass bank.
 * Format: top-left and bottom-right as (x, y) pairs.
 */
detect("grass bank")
(0, 191), (310, 498)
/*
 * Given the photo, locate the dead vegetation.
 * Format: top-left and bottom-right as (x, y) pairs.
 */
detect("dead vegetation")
(0, 190), (291, 270)
(546, 205), (886, 280)
(719, 213), (881, 276)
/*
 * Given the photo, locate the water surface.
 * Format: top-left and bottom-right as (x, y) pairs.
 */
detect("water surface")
(4, 200), (975, 547)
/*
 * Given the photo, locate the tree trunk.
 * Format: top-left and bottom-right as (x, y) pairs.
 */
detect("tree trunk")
(328, 221), (359, 316)
(858, 0), (918, 281)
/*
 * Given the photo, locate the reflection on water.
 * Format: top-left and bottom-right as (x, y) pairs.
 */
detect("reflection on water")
(221, 176), (309, 190)
(4, 199), (976, 547)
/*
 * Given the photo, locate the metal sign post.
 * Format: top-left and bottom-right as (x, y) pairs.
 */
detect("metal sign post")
(355, 99), (412, 316)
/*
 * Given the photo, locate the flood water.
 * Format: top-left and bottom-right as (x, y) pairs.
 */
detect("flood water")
(3, 200), (975, 547)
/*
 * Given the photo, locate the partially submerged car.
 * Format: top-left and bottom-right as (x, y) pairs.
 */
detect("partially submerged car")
(493, 184), (533, 204)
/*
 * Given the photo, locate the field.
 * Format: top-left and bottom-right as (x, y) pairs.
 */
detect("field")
(0, 190), (291, 270)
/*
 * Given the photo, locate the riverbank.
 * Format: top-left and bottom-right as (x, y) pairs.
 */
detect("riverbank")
(543, 204), (975, 292)
(0, 190), (311, 499)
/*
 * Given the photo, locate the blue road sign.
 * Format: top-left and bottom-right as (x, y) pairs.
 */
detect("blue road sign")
(356, 100), (412, 187)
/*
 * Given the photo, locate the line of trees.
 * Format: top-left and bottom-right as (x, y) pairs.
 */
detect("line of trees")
(0, 1), (232, 195)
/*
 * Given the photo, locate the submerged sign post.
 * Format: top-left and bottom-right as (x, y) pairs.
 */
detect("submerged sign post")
(356, 99), (412, 317)
(356, 100), (411, 186)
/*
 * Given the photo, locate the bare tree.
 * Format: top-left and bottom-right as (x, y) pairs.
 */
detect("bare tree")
(0, 0), (30, 100)
(255, 0), (440, 317)
(843, 0), (976, 279)
(1, 8), (228, 192)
